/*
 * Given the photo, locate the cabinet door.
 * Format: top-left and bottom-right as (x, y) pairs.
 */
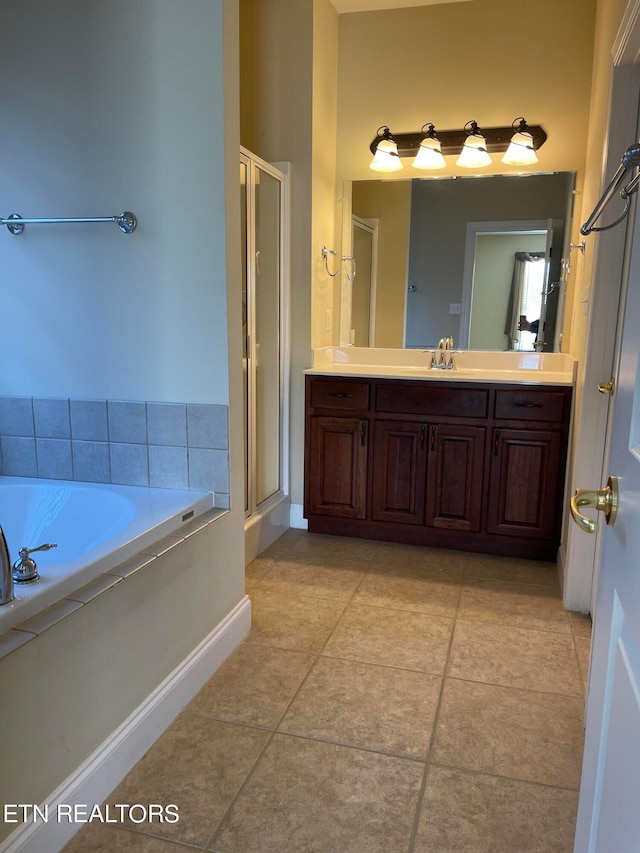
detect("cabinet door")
(487, 428), (562, 539)
(426, 424), (485, 532)
(307, 416), (368, 519)
(371, 420), (428, 524)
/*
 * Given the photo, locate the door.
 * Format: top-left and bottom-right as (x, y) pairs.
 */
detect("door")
(573, 186), (640, 850)
(351, 216), (377, 347)
(426, 423), (485, 532)
(307, 416), (368, 520)
(487, 428), (562, 540)
(241, 149), (286, 517)
(371, 420), (427, 524)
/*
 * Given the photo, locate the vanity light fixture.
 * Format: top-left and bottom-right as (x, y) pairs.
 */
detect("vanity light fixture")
(412, 124), (446, 170)
(369, 126), (403, 172)
(501, 117), (539, 166)
(456, 121), (492, 168)
(368, 117), (546, 172)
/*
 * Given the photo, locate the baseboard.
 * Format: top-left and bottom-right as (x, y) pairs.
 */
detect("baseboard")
(244, 495), (290, 563)
(0, 596), (251, 853)
(289, 503), (308, 530)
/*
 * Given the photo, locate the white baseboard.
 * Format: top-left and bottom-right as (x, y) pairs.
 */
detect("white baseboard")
(0, 596), (251, 853)
(289, 503), (308, 530)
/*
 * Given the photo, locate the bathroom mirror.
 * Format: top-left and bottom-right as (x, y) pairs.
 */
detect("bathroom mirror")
(343, 172), (575, 351)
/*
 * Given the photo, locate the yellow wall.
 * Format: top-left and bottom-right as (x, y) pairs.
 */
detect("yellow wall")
(568, 0), (631, 362)
(337, 0), (596, 184)
(240, 0), (338, 506)
(336, 0), (596, 355)
(312, 0), (340, 350)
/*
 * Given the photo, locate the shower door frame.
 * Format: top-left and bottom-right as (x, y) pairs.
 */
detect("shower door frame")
(241, 148), (290, 533)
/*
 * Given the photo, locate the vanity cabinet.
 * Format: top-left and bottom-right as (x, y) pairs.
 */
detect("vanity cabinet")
(304, 375), (573, 560)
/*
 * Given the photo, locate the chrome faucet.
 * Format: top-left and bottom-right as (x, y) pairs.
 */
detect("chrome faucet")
(0, 526), (13, 605)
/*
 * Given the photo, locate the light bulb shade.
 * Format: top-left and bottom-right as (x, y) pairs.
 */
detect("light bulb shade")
(456, 132), (492, 168)
(501, 130), (538, 165)
(369, 138), (403, 172)
(412, 136), (446, 169)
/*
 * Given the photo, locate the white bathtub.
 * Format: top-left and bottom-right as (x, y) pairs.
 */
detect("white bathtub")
(0, 476), (214, 633)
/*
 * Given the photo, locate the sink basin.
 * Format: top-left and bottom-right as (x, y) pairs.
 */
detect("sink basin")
(306, 347), (577, 385)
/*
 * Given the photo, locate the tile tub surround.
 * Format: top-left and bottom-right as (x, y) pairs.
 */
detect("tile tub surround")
(0, 396), (230, 506)
(64, 532), (588, 853)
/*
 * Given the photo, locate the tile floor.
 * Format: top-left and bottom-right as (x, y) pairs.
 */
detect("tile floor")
(64, 531), (591, 853)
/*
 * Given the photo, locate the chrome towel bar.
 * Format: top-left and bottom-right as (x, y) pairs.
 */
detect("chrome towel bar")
(0, 211), (137, 235)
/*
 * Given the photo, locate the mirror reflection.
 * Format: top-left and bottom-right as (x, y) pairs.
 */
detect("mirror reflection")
(346, 172), (575, 351)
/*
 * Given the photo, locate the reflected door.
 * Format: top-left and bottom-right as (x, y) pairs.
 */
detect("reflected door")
(241, 151), (285, 516)
(351, 217), (376, 347)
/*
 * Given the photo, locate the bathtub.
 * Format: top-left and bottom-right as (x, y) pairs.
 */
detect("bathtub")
(0, 476), (214, 633)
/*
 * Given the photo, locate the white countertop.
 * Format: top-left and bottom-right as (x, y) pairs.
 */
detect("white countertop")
(306, 347), (577, 386)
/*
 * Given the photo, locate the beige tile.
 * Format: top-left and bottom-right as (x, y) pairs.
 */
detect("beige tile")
(209, 734), (423, 853)
(260, 528), (305, 557)
(570, 610), (593, 638)
(432, 679), (584, 789)
(575, 636), (592, 692)
(185, 643), (314, 728)
(244, 556), (274, 591)
(246, 589), (346, 652)
(371, 543), (466, 578)
(106, 714), (268, 846)
(448, 620), (583, 696)
(63, 824), (190, 852)
(414, 765), (579, 853)
(353, 564), (461, 617)
(279, 656), (441, 758)
(459, 579), (571, 633)
(323, 603), (452, 673)
(258, 557), (366, 601)
(463, 553), (560, 588)
(289, 532), (381, 562)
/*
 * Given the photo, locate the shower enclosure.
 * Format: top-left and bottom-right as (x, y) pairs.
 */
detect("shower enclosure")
(240, 149), (289, 554)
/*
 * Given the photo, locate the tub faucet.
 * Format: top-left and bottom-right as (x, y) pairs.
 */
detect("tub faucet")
(0, 525), (13, 605)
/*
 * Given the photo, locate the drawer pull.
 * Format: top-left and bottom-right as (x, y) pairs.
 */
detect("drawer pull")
(328, 392), (352, 399)
(420, 424), (427, 451)
(430, 425), (437, 452)
(514, 401), (544, 408)
(360, 421), (367, 447)
(494, 430), (500, 456)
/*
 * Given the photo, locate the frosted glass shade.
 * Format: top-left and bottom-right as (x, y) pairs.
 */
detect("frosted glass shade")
(501, 130), (538, 165)
(369, 138), (403, 172)
(456, 133), (492, 168)
(412, 136), (446, 169)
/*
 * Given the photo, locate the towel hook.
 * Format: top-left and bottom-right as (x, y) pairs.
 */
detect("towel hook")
(322, 246), (340, 277)
(342, 255), (357, 282)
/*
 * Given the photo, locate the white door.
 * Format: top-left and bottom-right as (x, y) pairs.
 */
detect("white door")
(573, 192), (640, 850)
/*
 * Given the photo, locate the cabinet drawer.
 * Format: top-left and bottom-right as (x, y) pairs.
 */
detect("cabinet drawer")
(310, 379), (370, 411)
(494, 389), (569, 423)
(375, 384), (488, 419)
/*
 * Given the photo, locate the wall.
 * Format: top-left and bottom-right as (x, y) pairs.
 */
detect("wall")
(240, 0), (338, 509)
(336, 0), (596, 358)
(0, 0), (247, 838)
(337, 0), (595, 185)
(0, 0), (230, 405)
(352, 180), (410, 347)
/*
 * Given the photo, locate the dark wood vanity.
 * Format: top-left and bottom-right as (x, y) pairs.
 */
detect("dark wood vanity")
(304, 374), (573, 560)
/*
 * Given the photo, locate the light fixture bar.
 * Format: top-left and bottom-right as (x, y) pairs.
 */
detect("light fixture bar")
(368, 124), (547, 159)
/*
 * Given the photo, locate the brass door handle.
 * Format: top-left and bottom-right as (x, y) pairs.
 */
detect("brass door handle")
(570, 476), (619, 533)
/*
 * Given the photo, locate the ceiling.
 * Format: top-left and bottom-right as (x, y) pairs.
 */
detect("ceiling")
(330, 0), (476, 13)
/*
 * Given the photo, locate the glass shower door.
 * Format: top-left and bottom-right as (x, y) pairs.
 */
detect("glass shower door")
(242, 151), (284, 517)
